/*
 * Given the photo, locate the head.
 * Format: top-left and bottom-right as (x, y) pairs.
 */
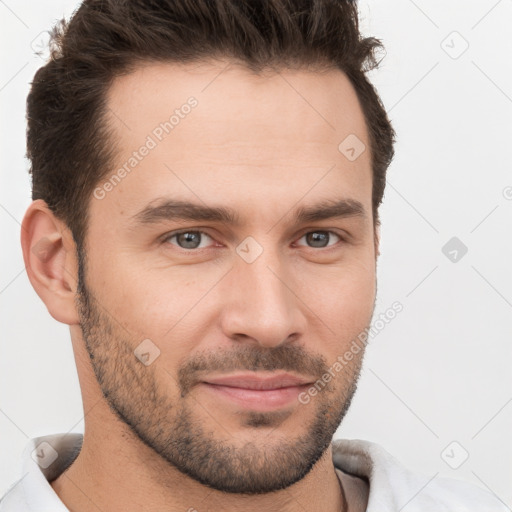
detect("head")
(22, 0), (395, 496)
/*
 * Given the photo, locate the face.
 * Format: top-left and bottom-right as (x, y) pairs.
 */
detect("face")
(76, 60), (377, 494)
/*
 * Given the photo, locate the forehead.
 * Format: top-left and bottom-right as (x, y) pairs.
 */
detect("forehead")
(105, 59), (369, 150)
(95, 59), (372, 225)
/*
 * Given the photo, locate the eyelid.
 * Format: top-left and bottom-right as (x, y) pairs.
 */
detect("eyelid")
(293, 229), (343, 247)
(161, 227), (346, 251)
(161, 228), (216, 247)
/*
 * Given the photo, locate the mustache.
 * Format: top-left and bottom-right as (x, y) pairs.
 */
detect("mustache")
(178, 343), (329, 395)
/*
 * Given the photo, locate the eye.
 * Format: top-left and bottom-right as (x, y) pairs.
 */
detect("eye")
(162, 229), (343, 251)
(164, 230), (215, 250)
(295, 230), (342, 248)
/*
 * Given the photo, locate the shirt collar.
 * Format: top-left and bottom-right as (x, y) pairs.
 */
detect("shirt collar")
(20, 433), (82, 511)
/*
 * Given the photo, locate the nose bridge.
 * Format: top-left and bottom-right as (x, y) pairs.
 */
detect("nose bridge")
(221, 241), (304, 347)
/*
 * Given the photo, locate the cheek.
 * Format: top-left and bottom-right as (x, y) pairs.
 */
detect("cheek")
(299, 259), (376, 345)
(91, 255), (226, 347)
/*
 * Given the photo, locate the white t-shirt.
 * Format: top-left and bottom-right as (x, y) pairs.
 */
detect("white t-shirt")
(0, 433), (507, 511)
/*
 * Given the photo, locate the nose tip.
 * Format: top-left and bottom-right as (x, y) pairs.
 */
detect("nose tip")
(220, 260), (306, 349)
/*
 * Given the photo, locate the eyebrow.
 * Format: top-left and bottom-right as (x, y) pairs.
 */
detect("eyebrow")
(130, 197), (367, 227)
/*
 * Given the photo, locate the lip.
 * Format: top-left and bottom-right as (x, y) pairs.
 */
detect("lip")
(202, 372), (313, 390)
(199, 372), (314, 412)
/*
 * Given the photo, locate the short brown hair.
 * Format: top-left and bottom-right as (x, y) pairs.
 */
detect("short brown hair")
(27, 0), (395, 251)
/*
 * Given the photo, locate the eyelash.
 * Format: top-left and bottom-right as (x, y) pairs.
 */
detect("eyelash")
(161, 229), (344, 251)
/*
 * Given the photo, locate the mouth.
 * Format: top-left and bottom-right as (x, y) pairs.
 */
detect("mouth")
(199, 372), (314, 411)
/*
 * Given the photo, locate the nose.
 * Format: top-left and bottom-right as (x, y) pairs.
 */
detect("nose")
(219, 250), (307, 348)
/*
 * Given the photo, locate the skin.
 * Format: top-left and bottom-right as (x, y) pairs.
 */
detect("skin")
(21, 59), (379, 512)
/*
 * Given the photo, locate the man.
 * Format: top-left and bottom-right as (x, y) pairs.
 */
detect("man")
(0, 0), (507, 510)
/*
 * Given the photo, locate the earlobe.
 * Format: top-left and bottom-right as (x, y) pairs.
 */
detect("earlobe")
(20, 199), (80, 325)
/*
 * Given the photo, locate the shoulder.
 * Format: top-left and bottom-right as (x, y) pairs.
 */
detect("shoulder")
(332, 438), (508, 512)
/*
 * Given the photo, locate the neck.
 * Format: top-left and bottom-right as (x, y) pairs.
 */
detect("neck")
(50, 403), (346, 512)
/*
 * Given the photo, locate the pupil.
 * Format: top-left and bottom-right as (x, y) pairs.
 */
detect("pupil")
(307, 232), (328, 247)
(178, 232), (200, 248)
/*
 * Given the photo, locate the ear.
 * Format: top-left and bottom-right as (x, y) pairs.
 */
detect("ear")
(20, 199), (80, 325)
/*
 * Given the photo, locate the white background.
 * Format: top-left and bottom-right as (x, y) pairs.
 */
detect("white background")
(1, 0), (511, 506)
